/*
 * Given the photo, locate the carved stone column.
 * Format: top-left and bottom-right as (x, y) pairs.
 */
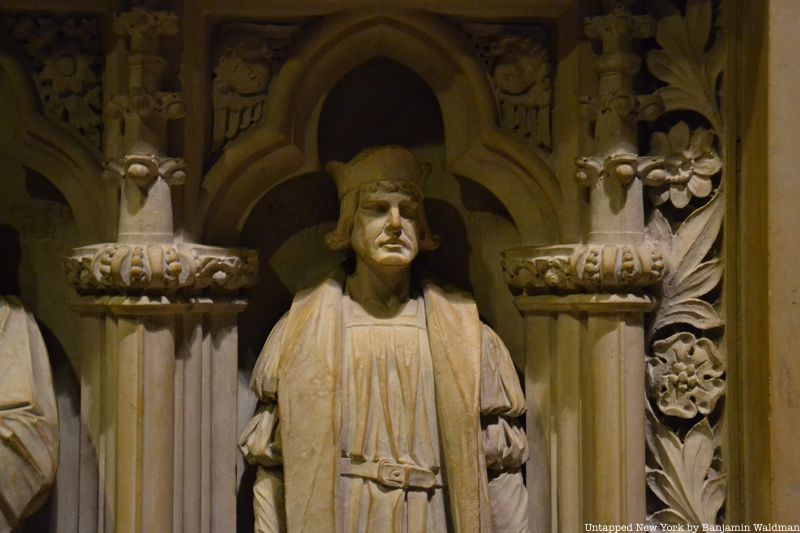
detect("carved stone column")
(63, 7), (256, 533)
(502, 6), (664, 531)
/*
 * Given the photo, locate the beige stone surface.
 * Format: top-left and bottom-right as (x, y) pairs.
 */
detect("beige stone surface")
(240, 147), (528, 532)
(0, 0), (797, 531)
(0, 296), (58, 532)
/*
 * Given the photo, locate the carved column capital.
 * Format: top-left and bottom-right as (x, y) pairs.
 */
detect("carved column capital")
(103, 152), (186, 189)
(502, 242), (667, 294)
(64, 243), (257, 294)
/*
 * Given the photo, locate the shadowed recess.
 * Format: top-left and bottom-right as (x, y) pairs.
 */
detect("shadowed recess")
(318, 57), (444, 164)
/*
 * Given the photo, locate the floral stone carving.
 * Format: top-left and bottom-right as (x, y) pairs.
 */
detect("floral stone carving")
(639, 122), (722, 208)
(64, 243), (258, 293)
(643, 0), (727, 526)
(646, 193), (724, 340)
(646, 0), (724, 133)
(647, 332), (725, 419)
(3, 16), (102, 150)
(646, 406), (725, 526)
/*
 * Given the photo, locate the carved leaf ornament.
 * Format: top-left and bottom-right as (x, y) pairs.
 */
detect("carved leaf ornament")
(646, 0), (724, 132)
(646, 405), (726, 526)
(642, 0), (727, 527)
(646, 193), (723, 338)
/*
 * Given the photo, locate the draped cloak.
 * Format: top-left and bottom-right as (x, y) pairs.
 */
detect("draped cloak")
(0, 296), (58, 531)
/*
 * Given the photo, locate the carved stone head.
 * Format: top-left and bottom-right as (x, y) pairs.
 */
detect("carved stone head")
(324, 146), (440, 262)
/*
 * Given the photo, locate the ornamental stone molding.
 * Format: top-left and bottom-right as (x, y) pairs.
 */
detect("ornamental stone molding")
(460, 23), (553, 150)
(64, 243), (257, 293)
(637, 1), (727, 527)
(2, 15), (103, 151)
(211, 23), (305, 152)
(502, 242), (667, 292)
(0, 0), (773, 530)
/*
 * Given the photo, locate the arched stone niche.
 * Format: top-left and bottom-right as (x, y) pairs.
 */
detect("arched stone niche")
(234, 53), (532, 529)
(205, 8), (563, 380)
(237, 56), (528, 368)
(0, 47), (115, 529)
(0, 158), (89, 533)
(202, 9), (563, 248)
(0, 49), (116, 244)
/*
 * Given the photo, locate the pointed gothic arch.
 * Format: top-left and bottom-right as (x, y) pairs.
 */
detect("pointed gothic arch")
(202, 8), (563, 245)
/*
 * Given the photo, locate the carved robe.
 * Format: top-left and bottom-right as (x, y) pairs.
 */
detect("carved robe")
(0, 296), (58, 532)
(240, 274), (528, 532)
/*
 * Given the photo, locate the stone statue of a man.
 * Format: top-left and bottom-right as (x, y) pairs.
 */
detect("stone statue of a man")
(0, 296), (58, 531)
(240, 146), (528, 532)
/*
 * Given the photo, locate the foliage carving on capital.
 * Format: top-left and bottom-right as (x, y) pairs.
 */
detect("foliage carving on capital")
(574, 152), (639, 189)
(501, 241), (667, 293)
(580, 8), (662, 125)
(460, 23), (552, 150)
(211, 23), (305, 152)
(64, 243), (258, 293)
(2, 16), (103, 150)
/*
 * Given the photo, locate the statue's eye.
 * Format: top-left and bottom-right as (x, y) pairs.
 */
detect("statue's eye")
(400, 203), (419, 219)
(360, 201), (388, 214)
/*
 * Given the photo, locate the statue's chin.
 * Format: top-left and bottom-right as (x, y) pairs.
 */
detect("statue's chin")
(365, 251), (416, 269)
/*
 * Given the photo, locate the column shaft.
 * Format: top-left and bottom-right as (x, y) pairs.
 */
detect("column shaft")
(585, 313), (645, 524)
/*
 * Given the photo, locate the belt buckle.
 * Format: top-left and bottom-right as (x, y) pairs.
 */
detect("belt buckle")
(376, 459), (407, 489)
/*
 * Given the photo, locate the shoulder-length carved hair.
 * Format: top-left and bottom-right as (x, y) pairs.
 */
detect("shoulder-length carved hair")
(324, 180), (441, 253)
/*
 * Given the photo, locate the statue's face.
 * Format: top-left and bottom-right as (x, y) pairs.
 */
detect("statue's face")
(351, 187), (421, 269)
(493, 56), (538, 95)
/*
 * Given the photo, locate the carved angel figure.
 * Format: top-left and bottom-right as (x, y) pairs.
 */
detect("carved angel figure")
(0, 296), (58, 531)
(240, 146), (529, 532)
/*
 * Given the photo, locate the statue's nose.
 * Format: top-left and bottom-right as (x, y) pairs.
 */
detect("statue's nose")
(386, 207), (402, 231)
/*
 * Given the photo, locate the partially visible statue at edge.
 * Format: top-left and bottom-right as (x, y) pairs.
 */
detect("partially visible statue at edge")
(240, 146), (529, 532)
(0, 296), (58, 532)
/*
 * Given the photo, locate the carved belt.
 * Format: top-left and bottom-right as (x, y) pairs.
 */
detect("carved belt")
(340, 458), (443, 491)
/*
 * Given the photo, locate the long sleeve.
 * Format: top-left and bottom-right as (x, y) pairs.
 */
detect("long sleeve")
(0, 297), (58, 532)
(239, 315), (288, 533)
(480, 323), (529, 533)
